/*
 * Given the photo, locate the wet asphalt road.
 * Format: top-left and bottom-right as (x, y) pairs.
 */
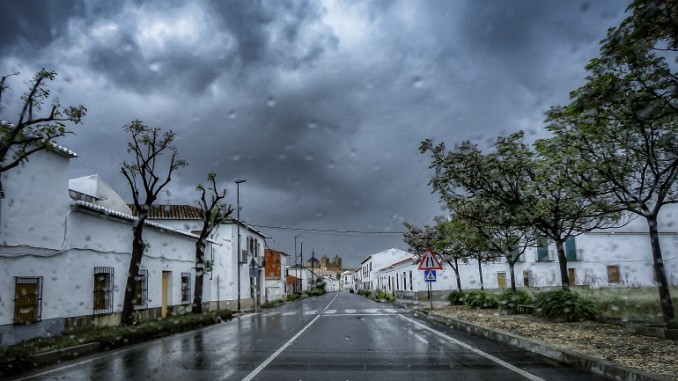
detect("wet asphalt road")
(11, 292), (611, 381)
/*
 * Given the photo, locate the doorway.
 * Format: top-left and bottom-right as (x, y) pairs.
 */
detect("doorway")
(162, 271), (171, 318)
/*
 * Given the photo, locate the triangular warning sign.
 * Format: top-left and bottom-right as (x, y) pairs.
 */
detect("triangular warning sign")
(418, 248), (443, 270)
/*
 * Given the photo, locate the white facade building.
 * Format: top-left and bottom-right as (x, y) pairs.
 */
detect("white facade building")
(0, 145), (272, 347)
(359, 248), (414, 290)
(341, 270), (355, 291)
(369, 212), (678, 297)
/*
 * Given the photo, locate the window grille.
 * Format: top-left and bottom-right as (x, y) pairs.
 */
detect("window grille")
(14, 277), (43, 324)
(93, 267), (114, 315)
(181, 273), (191, 305)
(133, 269), (149, 310)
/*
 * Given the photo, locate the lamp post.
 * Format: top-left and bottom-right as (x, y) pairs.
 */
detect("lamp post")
(235, 179), (246, 311)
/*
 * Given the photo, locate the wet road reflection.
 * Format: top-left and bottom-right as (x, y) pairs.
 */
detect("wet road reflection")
(12, 292), (611, 381)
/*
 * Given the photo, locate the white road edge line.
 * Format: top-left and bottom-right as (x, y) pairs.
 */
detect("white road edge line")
(241, 293), (338, 381)
(398, 314), (546, 381)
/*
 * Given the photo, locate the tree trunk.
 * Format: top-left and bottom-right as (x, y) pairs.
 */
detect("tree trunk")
(121, 221), (145, 326)
(646, 214), (675, 323)
(507, 258), (517, 292)
(192, 239), (206, 314)
(448, 258), (462, 291)
(476, 254), (485, 290)
(555, 238), (570, 290)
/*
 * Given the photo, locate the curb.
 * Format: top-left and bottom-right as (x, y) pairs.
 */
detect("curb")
(425, 312), (675, 381)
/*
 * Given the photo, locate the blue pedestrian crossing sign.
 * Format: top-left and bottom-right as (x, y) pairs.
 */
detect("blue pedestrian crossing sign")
(424, 270), (437, 282)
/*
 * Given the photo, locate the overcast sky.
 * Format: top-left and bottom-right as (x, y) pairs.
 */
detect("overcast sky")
(0, 0), (629, 267)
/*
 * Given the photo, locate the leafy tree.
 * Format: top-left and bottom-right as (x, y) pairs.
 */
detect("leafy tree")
(545, 0), (678, 321)
(402, 221), (437, 255)
(454, 197), (534, 292)
(120, 121), (187, 325)
(421, 131), (618, 290)
(434, 216), (487, 291)
(403, 218), (474, 292)
(192, 172), (233, 314)
(0, 70), (86, 195)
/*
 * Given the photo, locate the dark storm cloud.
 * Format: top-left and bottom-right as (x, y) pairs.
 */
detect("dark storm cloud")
(0, 0), (630, 266)
(0, 0), (85, 57)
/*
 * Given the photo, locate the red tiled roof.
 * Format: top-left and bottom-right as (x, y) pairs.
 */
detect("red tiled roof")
(128, 204), (204, 219)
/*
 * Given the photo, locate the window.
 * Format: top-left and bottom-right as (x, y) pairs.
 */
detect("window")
(565, 237), (577, 261)
(133, 269), (149, 310)
(248, 236), (260, 257)
(93, 267), (114, 315)
(607, 265), (620, 284)
(536, 237), (550, 262)
(402, 271), (407, 290)
(181, 273), (191, 305)
(14, 277), (43, 324)
(409, 271), (413, 291)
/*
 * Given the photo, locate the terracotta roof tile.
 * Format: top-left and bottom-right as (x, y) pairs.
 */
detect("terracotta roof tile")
(128, 204), (204, 220)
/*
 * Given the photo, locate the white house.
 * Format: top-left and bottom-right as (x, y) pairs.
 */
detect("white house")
(132, 203), (267, 311)
(341, 270), (355, 291)
(322, 275), (340, 292)
(0, 141), (280, 347)
(286, 266), (317, 292)
(0, 148), (200, 347)
(359, 248), (413, 290)
(368, 212), (678, 297)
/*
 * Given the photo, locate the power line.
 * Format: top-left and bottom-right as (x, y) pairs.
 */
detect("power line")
(248, 223), (405, 235)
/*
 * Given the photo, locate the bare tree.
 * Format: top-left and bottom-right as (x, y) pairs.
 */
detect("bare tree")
(120, 120), (187, 326)
(192, 172), (233, 314)
(0, 70), (86, 195)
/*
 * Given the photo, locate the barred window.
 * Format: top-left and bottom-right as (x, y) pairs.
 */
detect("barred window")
(93, 267), (114, 315)
(133, 269), (149, 310)
(14, 277), (43, 324)
(181, 273), (191, 304)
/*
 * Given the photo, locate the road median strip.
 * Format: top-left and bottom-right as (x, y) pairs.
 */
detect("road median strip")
(424, 311), (674, 381)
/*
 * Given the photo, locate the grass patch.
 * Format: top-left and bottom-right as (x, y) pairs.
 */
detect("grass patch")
(574, 286), (678, 324)
(0, 309), (232, 378)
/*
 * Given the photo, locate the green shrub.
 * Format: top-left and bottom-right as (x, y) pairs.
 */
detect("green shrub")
(463, 290), (498, 309)
(447, 290), (466, 305)
(374, 289), (394, 302)
(286, 293), (301, 301)
(0, 310), (233, 377)
(498, 289), (533, 314)
(0, 345), (35, 378)
(535, 289), (599, 322)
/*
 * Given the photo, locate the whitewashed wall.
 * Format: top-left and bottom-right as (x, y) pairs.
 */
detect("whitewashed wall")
(0, 150), (72, 247)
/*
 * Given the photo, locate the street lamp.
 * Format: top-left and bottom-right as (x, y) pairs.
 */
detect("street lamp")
(235, 179), (246, 312)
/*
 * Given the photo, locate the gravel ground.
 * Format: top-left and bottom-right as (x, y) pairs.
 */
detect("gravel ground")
(434, 305), (678, 380)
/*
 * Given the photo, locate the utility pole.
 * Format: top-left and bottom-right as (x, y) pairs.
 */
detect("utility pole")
(235, 179), (246, 311)
(311, 249), (315, 291)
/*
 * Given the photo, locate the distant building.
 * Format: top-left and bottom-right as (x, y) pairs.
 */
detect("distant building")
(264, 249), (288, 302)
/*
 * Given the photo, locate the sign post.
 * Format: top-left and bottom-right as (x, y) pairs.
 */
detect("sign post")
(418, 248), (443, 310)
